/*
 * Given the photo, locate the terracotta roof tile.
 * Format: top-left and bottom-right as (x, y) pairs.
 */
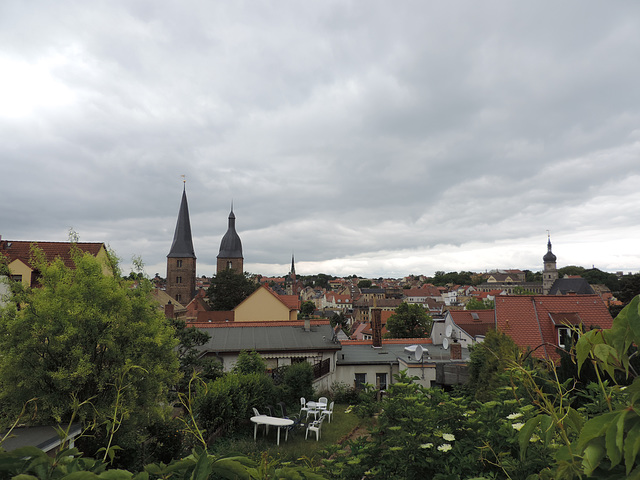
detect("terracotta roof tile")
(495, 295), (613, 361)
(1, 240), (105, 269)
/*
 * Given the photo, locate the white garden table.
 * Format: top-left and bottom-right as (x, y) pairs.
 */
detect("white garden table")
(250, 415), (294, 446)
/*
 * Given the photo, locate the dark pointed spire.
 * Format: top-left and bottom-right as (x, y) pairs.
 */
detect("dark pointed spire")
(291, 253), (295, 275)
(168, 186), (196, 258)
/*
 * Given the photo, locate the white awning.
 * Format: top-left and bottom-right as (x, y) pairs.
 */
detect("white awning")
(260, 352), (321, 359)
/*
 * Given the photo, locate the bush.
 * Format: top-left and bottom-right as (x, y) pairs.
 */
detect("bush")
(194, 373), (277, 440)
(281, 361), (314, 406)
(329, 381), (359, 404)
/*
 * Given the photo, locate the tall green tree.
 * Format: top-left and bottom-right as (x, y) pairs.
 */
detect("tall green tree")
(299, 300), (316, 317)
(467, 329), (520, 401)
(206, 269), (258, 311)
(173, 319), (223, 392)
(465, 297), (495, 309)
(385, 302), (432, 338)
(0, 244), (180, 426)
(330, 312), (350, 333)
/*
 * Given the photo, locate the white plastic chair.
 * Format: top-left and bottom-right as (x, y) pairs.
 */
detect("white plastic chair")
(305, 412), (326, 441)
(299, 397), (310, 418)
(321, 401), (334, 423)
(252, 408), (268, 436)
(318, 396), (328, 408)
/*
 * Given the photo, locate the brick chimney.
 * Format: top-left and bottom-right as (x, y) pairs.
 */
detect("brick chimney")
(450, 341), (462, 360)
(371, 308), (382, 348)
(164, 301), (175, 319)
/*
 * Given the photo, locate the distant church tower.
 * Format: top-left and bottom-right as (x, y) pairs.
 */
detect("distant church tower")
(542, 234), (558, 295)
(286, 254), (297, 296)
(217, 207), (244, 274)
(166, 185), (196, 303)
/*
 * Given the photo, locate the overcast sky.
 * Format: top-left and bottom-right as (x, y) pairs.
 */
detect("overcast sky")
(2, 1), (640, 279)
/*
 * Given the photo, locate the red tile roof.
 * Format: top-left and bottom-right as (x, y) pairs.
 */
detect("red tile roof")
(495, 295), (613, 361)
(449, 310), (495, 338)
(1, 240), (105, 269)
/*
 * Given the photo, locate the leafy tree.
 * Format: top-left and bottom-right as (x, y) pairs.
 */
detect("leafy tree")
(0, 244), (180, 427)
(524, 269), (542, 282)
(465, 297), (495, 310)
(282, 361), (314, 405)
(330, 312), (350, 333)
(513, 286), (539, 295)
(385, 302), (432, 338)
(431, 271), (475, 286)
(173, 319), (223, 392)
(206, 268), (257, 311)
(618, 273), (640, 304)
(558, 266), (620, 292)
(299, 300), (316, 317)
(357, 279), (372, 289)
(232, 350), (266, 375)
(467, 329), (521, 401)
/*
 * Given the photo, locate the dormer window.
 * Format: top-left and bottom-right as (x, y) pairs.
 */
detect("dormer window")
(557, 327), (578, 350)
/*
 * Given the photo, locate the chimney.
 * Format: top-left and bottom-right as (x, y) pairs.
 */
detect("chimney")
(450, 342), (462, 360)
(304, 315), (311, 332)
(164, 301), (175, 319)
(371, 308), (382, 348)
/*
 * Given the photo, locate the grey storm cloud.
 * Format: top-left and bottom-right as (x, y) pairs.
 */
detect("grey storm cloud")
(1, 1), (640, 278)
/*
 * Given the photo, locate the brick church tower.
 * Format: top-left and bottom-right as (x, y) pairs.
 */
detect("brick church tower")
(166, 185), (196, 303)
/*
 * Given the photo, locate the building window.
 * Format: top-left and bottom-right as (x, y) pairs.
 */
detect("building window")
(177, 260), (183, 267)
(11, 274), (22, 282)
(558, 327), (572, 350)
(376, 373), (387, 390)
(226, 261), (233, 269)
(355, 373), (366, 390)
(176, 276), (182, 284)
(176, 294), (182, 302)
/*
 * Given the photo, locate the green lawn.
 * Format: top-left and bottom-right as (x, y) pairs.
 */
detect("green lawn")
(211, 404), (367, 464)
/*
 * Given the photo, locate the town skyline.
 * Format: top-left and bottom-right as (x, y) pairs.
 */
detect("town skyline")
(2, 2), (640, 278)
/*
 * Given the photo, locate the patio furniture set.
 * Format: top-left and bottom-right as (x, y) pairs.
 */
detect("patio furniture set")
(251, 397), (335, 445)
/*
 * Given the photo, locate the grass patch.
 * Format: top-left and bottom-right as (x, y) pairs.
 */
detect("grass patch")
(210, 404), (368, 464)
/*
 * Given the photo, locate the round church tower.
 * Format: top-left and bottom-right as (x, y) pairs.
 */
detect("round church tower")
(216, 208), (244, 274)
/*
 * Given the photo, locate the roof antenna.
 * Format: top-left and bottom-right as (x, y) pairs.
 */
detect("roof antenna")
(181, 174), (186, 189)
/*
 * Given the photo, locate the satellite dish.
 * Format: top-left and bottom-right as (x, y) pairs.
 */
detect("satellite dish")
(445, 324), (453, 337)
(414, 345), (424, 361)
(443, 337), (449, 350)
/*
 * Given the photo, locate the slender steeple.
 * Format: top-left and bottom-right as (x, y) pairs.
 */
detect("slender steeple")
(168, 185), (196, 258)
(166, 181), (197, 304)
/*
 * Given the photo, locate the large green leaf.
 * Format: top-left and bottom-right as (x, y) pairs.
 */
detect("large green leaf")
(582, 438), (606, 475)
(579, 411), (618, 448)
(519, 414), (543, 460)
(605, 411), (625, 467)
(190, 452), (212, 480)
(624, 421), (640, 475)
(623, 296), (640, 346)
(211, 458), (252, 480)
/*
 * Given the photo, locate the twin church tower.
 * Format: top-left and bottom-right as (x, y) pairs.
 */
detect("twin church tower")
(166, 186), (243, 303)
